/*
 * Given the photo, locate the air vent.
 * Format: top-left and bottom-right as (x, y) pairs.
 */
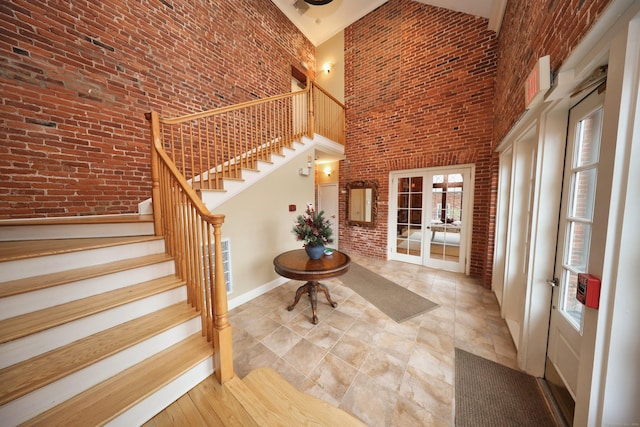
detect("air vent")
(202, 238), (232, 294)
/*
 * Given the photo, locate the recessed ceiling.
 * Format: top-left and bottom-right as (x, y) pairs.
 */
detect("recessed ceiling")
(271, 0), (503, 46)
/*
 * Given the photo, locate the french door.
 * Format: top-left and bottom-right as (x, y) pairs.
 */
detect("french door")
(546, 89), (605, 413)
(389, 166), (473, 273)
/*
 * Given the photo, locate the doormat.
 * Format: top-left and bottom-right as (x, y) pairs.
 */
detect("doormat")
(340, 262), (438, 323)
(455, 348), (557, 426)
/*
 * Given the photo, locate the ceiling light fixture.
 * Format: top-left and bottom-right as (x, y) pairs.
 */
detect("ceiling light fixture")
(304, 0), (334, 5)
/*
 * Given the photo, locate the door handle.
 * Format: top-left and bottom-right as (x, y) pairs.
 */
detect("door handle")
(547, 277), (559, 287)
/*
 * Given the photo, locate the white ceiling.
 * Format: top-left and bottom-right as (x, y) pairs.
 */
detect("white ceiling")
(271, 0), (502, 46)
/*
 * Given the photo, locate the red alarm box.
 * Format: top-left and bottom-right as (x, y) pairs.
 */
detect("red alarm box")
(576, 273), (601, 309)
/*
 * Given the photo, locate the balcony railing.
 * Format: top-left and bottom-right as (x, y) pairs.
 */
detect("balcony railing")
(152, 81), (344, 191)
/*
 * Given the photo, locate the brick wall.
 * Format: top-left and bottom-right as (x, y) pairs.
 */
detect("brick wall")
(487, 0), (613, 286)
(342, 0), (498, 281)
(493, 0), (613, 144)
(0, 0), (314, 218)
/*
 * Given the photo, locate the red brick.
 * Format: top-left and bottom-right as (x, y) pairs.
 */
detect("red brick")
(0, 0), (314, 218)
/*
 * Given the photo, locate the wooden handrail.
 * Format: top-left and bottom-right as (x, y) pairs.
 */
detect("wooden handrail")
(160, 89), (310, 124)
(147, 111), (233, 383)
(313, 82), (345, 109)
(313, 83), (345, 144)
(152, 81), (344, 193)
(144, 81), (344, 384)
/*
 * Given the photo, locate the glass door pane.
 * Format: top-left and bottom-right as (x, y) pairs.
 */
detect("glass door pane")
(559, 106), (602, 329)
(429, 173), (462, 262)
(396, 176), (423, 256)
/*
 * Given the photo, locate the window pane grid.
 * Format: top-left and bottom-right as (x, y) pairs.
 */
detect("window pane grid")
(559, 105), (602, 332)
(396, 176), (424, 256)
(560, 269), (584, 329)
(573, 109), (602, 168)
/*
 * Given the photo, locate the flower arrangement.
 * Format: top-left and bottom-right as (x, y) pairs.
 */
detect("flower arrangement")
(292, 203), (333, 247)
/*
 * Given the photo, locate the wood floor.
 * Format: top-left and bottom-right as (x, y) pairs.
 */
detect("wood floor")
(143, 368), (366, 427)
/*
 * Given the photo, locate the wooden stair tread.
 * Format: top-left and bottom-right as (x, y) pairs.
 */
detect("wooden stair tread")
(0, 235), (163, 262)
(0, 253), (173, 298)
(22, 334), (213, 427)
(0, 275), (184, 344)
(242, 367), (366, 426)
(0, 302), (199, 405)
(0, 214), (154, 227)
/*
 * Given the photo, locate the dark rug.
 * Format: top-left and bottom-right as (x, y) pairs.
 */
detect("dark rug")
(455, 348), (557, 426)
(340, 262), (438, 322)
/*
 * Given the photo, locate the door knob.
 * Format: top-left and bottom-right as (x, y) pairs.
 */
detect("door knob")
(547, 277), (559, 287)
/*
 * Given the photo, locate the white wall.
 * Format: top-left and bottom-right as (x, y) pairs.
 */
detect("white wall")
(577, 8), (640, 426)
(212, 147), (316, 299)
(315, 31), (344, 103)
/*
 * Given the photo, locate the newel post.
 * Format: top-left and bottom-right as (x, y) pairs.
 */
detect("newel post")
(147, 111), (163, 237)
(308, 81), (315, 139)
(211, 214), (234, 383)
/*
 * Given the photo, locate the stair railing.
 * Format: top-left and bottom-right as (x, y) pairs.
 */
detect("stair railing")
(313, 83), (346, 145)
(145, 81), (344, 384)
(147, 110), (233, 384)
(150, 81), (344, 192)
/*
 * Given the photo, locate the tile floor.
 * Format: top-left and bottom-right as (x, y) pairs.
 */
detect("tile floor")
(228, 254), (518, 426)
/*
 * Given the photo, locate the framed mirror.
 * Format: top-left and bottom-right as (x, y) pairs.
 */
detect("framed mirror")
(346, 180), (378, 227)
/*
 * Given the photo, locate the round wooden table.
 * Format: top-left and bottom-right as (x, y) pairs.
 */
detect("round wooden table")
(273, 249), (351, 324)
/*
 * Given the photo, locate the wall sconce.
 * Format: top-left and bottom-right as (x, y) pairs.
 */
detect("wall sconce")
(323, 166), (332, 177)
(322, 62), (332, 74)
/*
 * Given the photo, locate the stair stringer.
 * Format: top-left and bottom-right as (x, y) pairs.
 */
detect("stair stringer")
(200, 133), (344, 211)
(199, 137), (310, 210)
(138, 133), (346, 214)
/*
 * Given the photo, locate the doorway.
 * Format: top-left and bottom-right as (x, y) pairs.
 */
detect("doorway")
(545, 88), (605, 424)
(388, 166), (473, 273)
(502, 130), (537, 350)
(318, 183), (339, 249)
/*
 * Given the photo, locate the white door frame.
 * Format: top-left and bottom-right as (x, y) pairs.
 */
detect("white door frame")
(387, 165), (474, 274)
(318, 183), (339, 248)
(492, 147), (513, 307)
(548, 89), (605, 404)
(491, 2), (640, 425)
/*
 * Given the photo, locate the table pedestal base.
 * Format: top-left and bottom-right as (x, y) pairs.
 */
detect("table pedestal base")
(287, 281), (337, 324)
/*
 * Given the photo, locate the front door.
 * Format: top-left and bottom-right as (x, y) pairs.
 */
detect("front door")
(389, 166), (473, 273)
(546, 88), (605, 423)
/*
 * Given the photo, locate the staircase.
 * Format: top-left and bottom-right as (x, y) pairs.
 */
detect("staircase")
(0, 81), (352, 426)
(0, 215), (214, 426)
(0, 216), (364, 426)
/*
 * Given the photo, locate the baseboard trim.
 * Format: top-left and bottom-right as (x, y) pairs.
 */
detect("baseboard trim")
(228, 277), (289, 310)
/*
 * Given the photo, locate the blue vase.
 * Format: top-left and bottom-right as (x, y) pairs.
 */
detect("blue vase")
(305, 244), (324, 260)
